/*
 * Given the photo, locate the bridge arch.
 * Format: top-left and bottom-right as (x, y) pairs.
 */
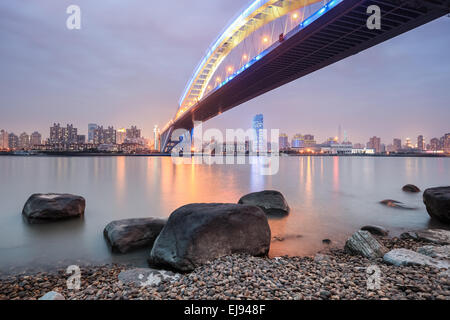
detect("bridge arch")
(176, 0), (326, 120)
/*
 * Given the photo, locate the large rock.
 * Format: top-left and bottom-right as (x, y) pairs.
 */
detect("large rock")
(417, 245), (450, 260)
(361, 225), (389, 236)
(104, 218), (166, 253)
(238, 190), (290, 216)
(400, 229), (450, 245)
(118, 268), (180, 287)
(22, 193), (85, 224)
(383, 248), (449, 269)
(149, 203), (271, 272)
(423, 186), (450, 224)
(344, 230), (387, 259)
(402, 184), (421, 193)
(39, 291), (65, 300)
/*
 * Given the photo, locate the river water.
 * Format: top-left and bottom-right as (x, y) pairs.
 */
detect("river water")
(0, 155), (448, 273)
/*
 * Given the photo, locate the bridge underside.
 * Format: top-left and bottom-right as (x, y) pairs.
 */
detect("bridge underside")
(162, 0), (450, 152)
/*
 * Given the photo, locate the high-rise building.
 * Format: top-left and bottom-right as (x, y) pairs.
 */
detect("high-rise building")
(126, 126), (141, 139)
(252, 114), (264, 152)
(93, 126), (116, 145)
(393, 138), (401, 152)
(8, 133), (19, 150)
(0, 130), (8, 150)
(417, 135), (425, 151)
(367, 136), (381, 153)
(116, 128), (127, 145)
(64, 124), (78, 144)
(30, 131), (42, 146)
(50, 123), (64, 144)
(88, 124), (98, 143)
(430, 137), (440, 151)
(153, 125), (161, 151)
(19, 132), (30, 150)
(444, 133), (450, 154)
(279, 133), (289, 150)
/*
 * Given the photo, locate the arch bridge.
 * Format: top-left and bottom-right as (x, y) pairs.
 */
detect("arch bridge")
(161, 0), (450, 152)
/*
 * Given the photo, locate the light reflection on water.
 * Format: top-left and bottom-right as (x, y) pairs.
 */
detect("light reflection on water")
(0, 156), (449, 273)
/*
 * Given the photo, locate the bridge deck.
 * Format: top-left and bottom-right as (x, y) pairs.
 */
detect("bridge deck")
(162, 0), (449, 151)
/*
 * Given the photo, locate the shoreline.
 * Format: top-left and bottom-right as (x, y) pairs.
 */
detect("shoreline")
(1, 235), (448, 300)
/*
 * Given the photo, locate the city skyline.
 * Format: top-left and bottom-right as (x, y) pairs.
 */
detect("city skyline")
(1, 1), (449, 144)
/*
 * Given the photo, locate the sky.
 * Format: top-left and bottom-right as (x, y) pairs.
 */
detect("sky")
(0, 0), (449, 145)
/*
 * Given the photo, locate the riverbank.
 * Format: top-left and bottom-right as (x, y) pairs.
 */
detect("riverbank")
(1, 236), (448, 300)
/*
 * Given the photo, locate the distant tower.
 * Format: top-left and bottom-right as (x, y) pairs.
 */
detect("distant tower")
(153, 125), (161, 151)
(88, 124), (98, 143)
(338, 125), (342, 144)
(252, 114), (264, 153)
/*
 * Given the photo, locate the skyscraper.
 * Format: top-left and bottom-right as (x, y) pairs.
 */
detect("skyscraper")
(0, 130), (8, 150)
(116, 128), (127, 145)
(367, 136), (381, 153)
(153, 125), (161, 151)
(126, 126), (141, 139)
(30, 131), (42, 146)
(417, 135), (425, 151)
(252, 114), (264, 153)
(279, 133), (289, 150)
(88, 124), (98, 143)
(393, 138), (401, 151)
(8, 133), (19, 150)
(19, 132), (30, 150)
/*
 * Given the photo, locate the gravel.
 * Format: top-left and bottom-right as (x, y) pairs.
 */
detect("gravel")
(0, 236), (448, 300)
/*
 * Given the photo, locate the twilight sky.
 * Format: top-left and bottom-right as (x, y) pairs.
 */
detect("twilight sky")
(0, 0), (449, 145)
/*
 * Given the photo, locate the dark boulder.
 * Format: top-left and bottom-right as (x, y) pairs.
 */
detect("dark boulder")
(423, 186), (450, 224)
(402, 184), (421, 193)
(361, 225), (389, 236)
(104, 218), (167, 253)
(238, 190), (290, 216)
(149, 203), (271, 272)
(22, 193), (85, 224)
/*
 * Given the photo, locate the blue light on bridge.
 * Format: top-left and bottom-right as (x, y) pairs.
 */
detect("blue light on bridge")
(189, 0), (344, 108)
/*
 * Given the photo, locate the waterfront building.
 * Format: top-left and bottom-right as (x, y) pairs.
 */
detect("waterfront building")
(279, 133), (289, 150)
(50, 123), (64, 144)
(116, 128), (127, 145)
(93, 126), (116, 145)
(291, 134), (304, 149)
(126, 126), (141, 139)
(153, 125), (161, 151)
(351, 148), (375, 155)
(444, 133), (450, 154)
(19, 132), (30, 150)
(30, 131), (42, 146)
(367, 136), (381, 153)
(303, 134), (316, 147)
(0, 130), (8, 150)
(393, 138), (401, 152)
(417, 135), (425, 151)
(8, 133), (19, 150)
(88, 124), (98, 143)
(430, 138), (441, 151)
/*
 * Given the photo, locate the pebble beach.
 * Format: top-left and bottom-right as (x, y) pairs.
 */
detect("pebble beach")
(1, 237), (448, 300)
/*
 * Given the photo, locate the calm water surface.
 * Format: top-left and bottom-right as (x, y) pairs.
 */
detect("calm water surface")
(0, 156), (449, 273)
